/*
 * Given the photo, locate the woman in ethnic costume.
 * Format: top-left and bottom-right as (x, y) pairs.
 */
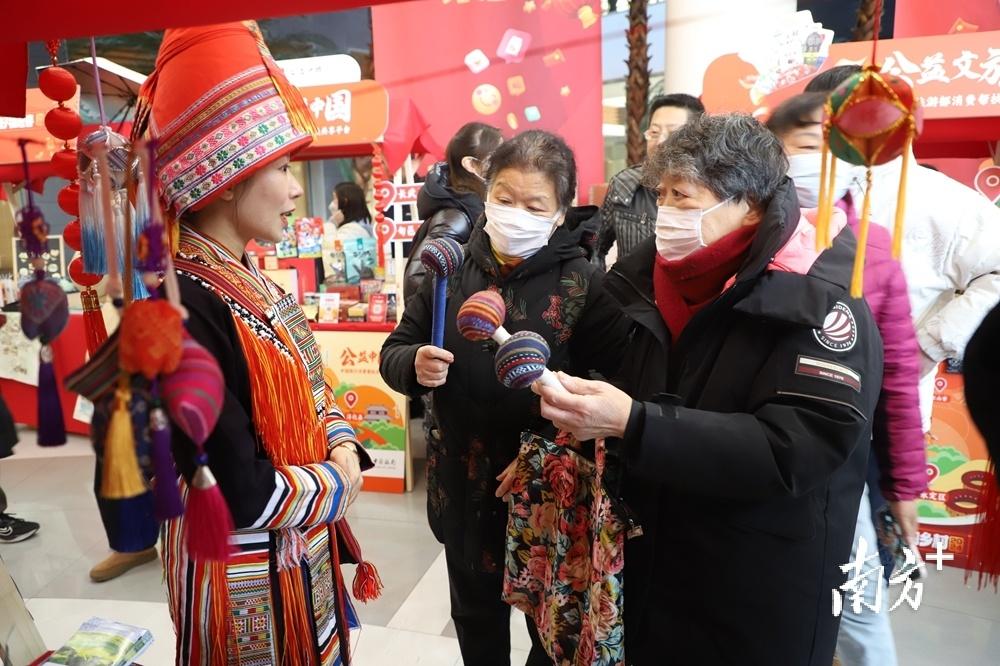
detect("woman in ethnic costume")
(133, 22), (372, 665)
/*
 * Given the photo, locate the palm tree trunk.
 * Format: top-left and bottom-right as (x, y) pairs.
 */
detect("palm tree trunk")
(625, 0), (650, 167)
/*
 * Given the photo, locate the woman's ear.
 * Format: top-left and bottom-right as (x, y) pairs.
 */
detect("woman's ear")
(217, 186), (236, 203)
(460, 156), (480, 176)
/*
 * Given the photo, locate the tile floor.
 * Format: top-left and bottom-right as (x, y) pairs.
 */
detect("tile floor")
(1, 426), (998, 665)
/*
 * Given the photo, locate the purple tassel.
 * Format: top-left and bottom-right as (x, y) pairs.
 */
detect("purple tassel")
(150, 406), (183, 521)
(37, 344), (66, 446)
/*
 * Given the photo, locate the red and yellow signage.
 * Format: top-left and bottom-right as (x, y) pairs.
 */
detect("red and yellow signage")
(298, 80), (389, 155)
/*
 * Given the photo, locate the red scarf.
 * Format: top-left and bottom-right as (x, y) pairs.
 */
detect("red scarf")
(652, 224), (757, 340)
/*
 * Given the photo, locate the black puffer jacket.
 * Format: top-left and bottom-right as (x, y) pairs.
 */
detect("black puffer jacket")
(403, 163), (485, 302)
(381, 206), (631, 571)
(605, 179), (884, 665)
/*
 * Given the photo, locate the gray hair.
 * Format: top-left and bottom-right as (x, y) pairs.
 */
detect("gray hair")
(485, 130), (577, 209)
(642, 113), (788, 208)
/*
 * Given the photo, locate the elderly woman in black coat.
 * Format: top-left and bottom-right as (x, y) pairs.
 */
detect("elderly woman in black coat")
(534, 113), (884, 666)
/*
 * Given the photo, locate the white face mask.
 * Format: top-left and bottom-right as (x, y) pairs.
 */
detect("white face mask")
(484, 201), (560, 259)
(786, 152), (860, 208)
(655, 198), (730, 262)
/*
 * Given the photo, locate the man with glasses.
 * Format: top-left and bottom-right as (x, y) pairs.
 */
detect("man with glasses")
(595, 93), (705, 269)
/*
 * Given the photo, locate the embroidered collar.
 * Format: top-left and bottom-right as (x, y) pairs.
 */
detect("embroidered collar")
(176, 225), (283, 320)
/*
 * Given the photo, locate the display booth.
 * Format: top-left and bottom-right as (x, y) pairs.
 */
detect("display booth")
(702, 28), (1000, 569)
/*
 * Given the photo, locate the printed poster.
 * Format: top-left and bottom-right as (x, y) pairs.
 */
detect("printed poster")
(313, 329), (407, 493)
(916, 360), (994, 568)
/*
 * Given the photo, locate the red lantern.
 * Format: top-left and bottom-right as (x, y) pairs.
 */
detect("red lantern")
(68, 256), (102, 288)
(45, 107), (82, 142)
(38, 67), (77, 103)
(57, 183), (80, 216)
(50, 149), (78, 181)
(63, 219), (82, 251)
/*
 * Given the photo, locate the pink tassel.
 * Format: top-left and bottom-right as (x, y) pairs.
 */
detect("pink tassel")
(183, 455), (234, 562)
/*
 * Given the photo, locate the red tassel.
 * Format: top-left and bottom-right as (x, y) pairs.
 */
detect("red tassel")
(966, 460), (1000, 592)
(183, 461), (235, 562)
(80, 288), (108, 355)
(352, 560), (383, 602)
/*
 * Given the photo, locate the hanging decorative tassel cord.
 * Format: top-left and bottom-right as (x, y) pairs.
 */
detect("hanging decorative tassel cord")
(95, 147), (123, 302)
(36, 344), (67, 446)
(183, 456), (235, 561)
(822, 155), (838, 249)
(850, 169), (875, 298)
(89, 37), (108, 128)
(893, 128), (913, 260)
(100, 381), (147, 499)
(815, 140), (833, 250)
(80, 288), (109, 354)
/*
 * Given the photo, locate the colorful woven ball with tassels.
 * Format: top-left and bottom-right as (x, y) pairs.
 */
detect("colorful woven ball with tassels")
(826, 66), (923, 169)
(816, 69), (922, 298)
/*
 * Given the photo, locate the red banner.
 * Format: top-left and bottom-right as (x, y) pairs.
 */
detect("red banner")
(703, 30), (1000, 121)
(894, 0), (1000, 38)
(372, 0), (603, 202)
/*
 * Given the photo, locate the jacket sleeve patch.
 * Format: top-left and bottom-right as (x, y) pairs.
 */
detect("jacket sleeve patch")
(795, 354), (862, 392)
(813, 301), (858, 352)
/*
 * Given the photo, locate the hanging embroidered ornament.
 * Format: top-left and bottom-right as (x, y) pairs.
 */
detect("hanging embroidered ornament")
(76, 38), (148, 300)
(127, 141), (232, 557)
(814, 0), (922, 298)
(16, 140), (69, 446)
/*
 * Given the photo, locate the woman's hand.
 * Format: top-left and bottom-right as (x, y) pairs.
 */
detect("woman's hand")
(889, 499), (919, 549)
(329, 444), (363, 501)
(533, 372), (633, 441)
(495, 460), (518, 500)
(415, 345), (454, 388)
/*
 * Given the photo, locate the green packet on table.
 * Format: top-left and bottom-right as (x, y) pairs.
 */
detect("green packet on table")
(44, 617), (152, 666)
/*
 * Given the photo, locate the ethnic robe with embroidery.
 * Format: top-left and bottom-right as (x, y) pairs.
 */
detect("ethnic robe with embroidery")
(165, 226), (370, 666)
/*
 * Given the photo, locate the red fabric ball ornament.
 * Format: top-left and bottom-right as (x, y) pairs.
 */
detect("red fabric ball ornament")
(826, 66), (923, 167)
(38, 67), (77, 103)
(68, 256), (102, 287)
(58, 183), (80, 216)
(63, 219), (82, 251)
(45, 106), (82, 142)
(50, 149), (78, 181)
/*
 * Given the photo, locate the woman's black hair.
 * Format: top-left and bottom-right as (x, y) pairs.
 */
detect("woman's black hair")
(484, 130), (577, 209)
(333, 181), (371, 225)
(766, 92), (826, 136)
(447, 122), (503, 197)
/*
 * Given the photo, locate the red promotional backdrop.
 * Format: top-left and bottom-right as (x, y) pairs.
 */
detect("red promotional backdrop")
(372, 0), (603, 202)
(894, 0), (1000, 38)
